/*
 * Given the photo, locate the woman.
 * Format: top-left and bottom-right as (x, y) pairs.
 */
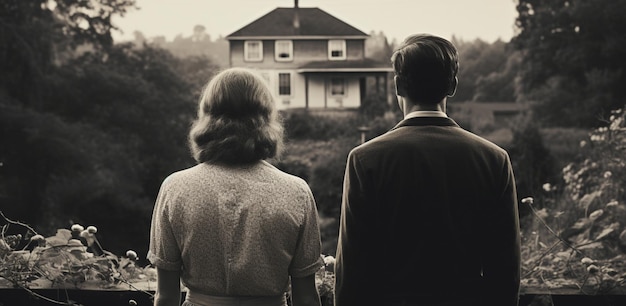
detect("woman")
(148, 68), (323, 306)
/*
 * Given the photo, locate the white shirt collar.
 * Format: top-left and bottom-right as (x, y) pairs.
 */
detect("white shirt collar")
(404, 110), (448, 119)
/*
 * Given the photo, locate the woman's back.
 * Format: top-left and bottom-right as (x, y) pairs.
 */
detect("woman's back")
(148, 161), (322, 297)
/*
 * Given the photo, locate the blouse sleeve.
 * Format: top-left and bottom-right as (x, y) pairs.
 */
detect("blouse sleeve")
(147, 177), (183, 271)
(288, 184), (324, 278)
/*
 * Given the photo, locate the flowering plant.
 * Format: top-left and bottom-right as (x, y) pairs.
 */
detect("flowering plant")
(520, 107), (626, 294)
(0, 212), (155, 305)
(315, 255), (335, 298)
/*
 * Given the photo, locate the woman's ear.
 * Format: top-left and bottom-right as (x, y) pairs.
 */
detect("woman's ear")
(447, 77), (458, 97)
(394, 76), (408, 97)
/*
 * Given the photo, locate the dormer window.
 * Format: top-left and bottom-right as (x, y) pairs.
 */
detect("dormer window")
(275, 40), (293, 61)
(328, 40), (346, 60)
(244, 41), (263, 62)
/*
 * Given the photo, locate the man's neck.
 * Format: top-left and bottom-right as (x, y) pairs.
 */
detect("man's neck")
(402, 99), (447, 117)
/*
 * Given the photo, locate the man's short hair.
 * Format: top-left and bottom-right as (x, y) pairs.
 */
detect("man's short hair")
(391, 34), (459, 104)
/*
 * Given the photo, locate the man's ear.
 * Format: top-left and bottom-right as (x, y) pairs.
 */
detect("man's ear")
(447, 77), (458, 97)
(394, 76), (408, 97)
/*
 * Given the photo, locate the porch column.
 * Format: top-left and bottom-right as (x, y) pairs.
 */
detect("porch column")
(305, 74), (309, 109)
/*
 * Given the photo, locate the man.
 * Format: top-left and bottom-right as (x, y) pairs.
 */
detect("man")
(334, 34), (521, 306)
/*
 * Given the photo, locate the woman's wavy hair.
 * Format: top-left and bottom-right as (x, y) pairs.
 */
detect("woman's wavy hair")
(188, 68), (284, 165)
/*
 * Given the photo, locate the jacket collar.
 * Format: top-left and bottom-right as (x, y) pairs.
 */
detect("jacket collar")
(390, 116), (460, 131)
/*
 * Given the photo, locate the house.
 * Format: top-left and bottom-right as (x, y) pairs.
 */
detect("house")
(225, 1), (393, 110)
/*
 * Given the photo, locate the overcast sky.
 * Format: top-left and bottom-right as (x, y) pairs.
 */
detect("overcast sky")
(112, 0), (519, 43)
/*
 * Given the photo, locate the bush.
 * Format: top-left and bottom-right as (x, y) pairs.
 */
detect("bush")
(359, 92), (390, 119)
(520, 106), (626, 293)
(507, 118), (559, 215)
(540, 127), (589, 170)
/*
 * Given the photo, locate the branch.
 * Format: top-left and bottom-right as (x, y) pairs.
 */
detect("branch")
(0, 211), (39, 237)
(525, 201), (585, 257)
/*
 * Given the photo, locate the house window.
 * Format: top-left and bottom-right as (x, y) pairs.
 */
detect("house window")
(275, 40), (293, 61)
(278, 73), (291, 96)
(330, 78), (345, 96)
(328, 40), (346, 60)
(244, 41), (263, 61)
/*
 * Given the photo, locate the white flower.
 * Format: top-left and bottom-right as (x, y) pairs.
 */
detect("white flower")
(126, 250), (138, 260)
(323, 255), (335, 266)
(610, 117), (623, 130)
(521, 197), (534, 205)
(606, 200), (619, 208)
(71, 224), (84, 232)
(587, 265), (599, 273)
(562, 164), (573, 173)
(581, 257), (594, 265)
(87, 226), (98, 234)
(579, 140), (587, 148)
(80, 230), (93, 238)
(603, 171), (612, 178)
(542, 183), (552, 192)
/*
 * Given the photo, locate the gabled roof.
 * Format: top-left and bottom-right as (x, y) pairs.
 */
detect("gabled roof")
(226, 7), (368, 39)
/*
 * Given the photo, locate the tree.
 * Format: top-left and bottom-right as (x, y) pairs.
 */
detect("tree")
(0, 0), (137, 107)
(0, 42), (209, 258)
(0, 0), (225, 260)
(365, 31), (394, 63)
(473, 45), (521, 102)
(513, 0), (626, 127)
(450, 37), (517, 103)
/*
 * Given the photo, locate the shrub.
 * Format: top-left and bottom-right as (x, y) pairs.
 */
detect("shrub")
(520, 106), (626, 293)
(507, 118), (559, 215)
(281, 110), (359, 140)
(0, 213), (156, 304)
(540, 127), (589, 170)
(359, 92), (390, 119)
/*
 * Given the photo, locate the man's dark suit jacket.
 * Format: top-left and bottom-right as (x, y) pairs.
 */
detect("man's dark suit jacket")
(334, 116), (521, 306)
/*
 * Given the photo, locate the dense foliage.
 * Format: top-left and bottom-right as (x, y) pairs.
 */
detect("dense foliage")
(0, 0), (136, 106)
(0, 0), (218, 261)
(513, 0), (626, 127)
(520, 107), (626, 293)
(451, 38), (519, 103)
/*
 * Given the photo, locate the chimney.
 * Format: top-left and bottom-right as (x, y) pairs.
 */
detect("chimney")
(293, 0), (300, 29)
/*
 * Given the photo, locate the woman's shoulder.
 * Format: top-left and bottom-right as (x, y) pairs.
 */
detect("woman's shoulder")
(259, 161), (311, 191)
(160, 164), (205, 187)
